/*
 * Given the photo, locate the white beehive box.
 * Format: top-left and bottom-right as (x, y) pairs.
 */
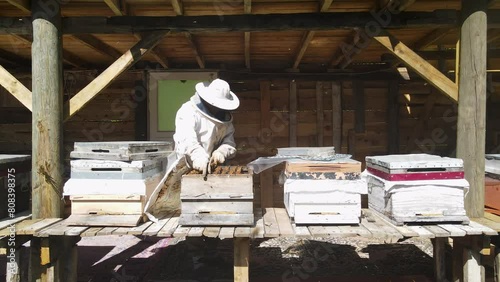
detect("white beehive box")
(70, 141), (173, 161)
(179, 166), (254, 226)
(283, 159), (364, 225)
(366, 170), (469, 225)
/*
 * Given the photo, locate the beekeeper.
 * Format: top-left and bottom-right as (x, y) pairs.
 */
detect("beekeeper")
(144, 78), (240, 222)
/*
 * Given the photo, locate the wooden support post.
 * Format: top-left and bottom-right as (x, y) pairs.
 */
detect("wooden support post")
(387, 81), (399, 154)
(135, 77), (148, 141)
(316, 81), (324, 146)
(452, 238), (465, 282)
(433, 237), (447, 282)
(260, 80), (273, 208)
(31, 0), (64, 219)
(332, 82), (342, 151)
(456, 0), (488, 218)
(463, 245), (485, 282)
(353, 80), (365, 133)
(30, 236), (80, 282)
(6, 248), (23, 282)
(495, 246), (499, 282)
(289, 80), (297, 147)
(234, 237), (250, 282)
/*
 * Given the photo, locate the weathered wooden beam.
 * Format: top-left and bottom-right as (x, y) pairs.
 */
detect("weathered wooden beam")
(0, 11), (463, 35)
(184, 32), (205, 68)
(292, 31), (315, 70)
(64, 31), (167, 120)
(133, 33), (168, 68)
(171, 0), (184, 16)
(5, 0), (30, 13)
(244, 0), (251, 14)
(219, 69), (401, 81)
(234, 237), (249, 282)
(387, 80), (399, 154)
(456, 0), (487, 219)
(433, 238), (447, 282)
(31, 0), (63, 221)
(72, 34), (122, 59)
(244, 32), (251, 69)
(104, 0), (123, 16)
(413, 28), (455, 51)
(374, 33), (458, 102)
(319, 0), (334, 12)
(0, 65), (31, 110)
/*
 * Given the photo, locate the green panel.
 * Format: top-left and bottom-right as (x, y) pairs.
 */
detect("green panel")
(158, 80), (198, 131)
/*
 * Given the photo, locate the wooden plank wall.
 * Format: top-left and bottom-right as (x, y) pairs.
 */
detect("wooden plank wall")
(1, 72), (499, 208)
(0, 71), (142, 177)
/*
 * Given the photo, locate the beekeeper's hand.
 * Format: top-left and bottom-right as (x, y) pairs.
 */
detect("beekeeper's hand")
(192, 156), (209, 174)
(210, 150), (226, 167)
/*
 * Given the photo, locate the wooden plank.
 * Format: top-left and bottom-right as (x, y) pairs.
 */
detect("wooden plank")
(260, 80), (273, 208)
(234, 237), (250, 282)
(81, 227), (103, 237)
(179, 214), (254, 226)
(219, 227), (235, 239)
(374, 33), (458, 102)
(244, 32), (251, 69)
(96, 227), (117, 236)
(263, 208), (280, 237)
(387, 81), (399, 154)
(464, 244), (483, 282)
(16, 218), (62, 235)
(456, 224), (483, 236)
(413, 28), (453, 51)
(157, 214), (180, 237)
(64, 31), (167, 120)
(468, 221), (498, 236)
(72, 34), (122, 59)
(104, 0), (123, 16)
(173, 226), (190, 237)
(203, 227), (220, 238)
(332, 82), (342, 150)
(423, 225), (450, 238)
(308, 226), (329, 237)
(320, 0), (334, 12)
(133, 33), (168, 68)
(0, 65), (32, 111)
(274, 208), (294, 237)
(127, 221), (153, 235)
(184, 32), (205, 68)
(407, 226), (436, 238)
(323, 226), (356, 237)
(5, 0), (29, 13)
(495, 249), (499, 282)
(292, 31), (315, 69)
(112, 227), (131, 235)
(367, 209), (417, 237)
(171, 0), (183, 15)
(433, 237), (447, 282)
(0, 219), (42, 236)
(437, 224), (467, 237)
(360, 210), (403, 243)
(406, 91), (437, 153)
(353, 79), (365, 133)
(452, 237), (465, 282)
(0, 211), (31, 230)
(143, 217), (171, 236)
(316, 81), (324, 146)
(289, 80), (297, 147)
(188, 227), (205, 237)
(64, 214), (142, 227)
(234, 227), (252, 238)
(251, 209), (265, 239)
(293, 224), (311, 237)
(456, 0), (487, 219)
(36, 221), (72, 237)
(472, 217), (500, 232)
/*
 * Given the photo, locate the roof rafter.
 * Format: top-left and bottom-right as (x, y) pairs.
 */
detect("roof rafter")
(72, 34), (123, 59)
(330, 0), (417, 69)
(184, 32), (205, 68)
(5, 0), (30, 13)
(104, 0), (123, 16)
(172, 0), (184, 16)
(292, 31), (315, 70)
(319, 0), (334, 12)
(413, 28), (454, 51)
(133, 33), (169, 68)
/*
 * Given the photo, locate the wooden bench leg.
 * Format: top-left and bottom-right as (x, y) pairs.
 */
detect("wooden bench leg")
(433, 237), (447, 282)
(234, 237), (250, 282)
(30, 236), (80, 282)
(452, 237), (465, 282)
(495, 244), (499, 282)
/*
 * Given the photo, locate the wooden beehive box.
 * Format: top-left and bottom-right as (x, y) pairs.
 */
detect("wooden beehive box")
(365, 154), (469, 225)
(179, 166), (254, 226)
(63, 158), (166, 226)
(70, 141), (173, 161)
(283, 159), (364, 225)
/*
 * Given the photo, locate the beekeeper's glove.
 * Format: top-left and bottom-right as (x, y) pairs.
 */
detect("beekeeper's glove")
(210, 150), (226, 167)
(192, 156), (209, 174)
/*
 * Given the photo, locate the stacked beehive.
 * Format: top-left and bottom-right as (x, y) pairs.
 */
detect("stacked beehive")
(365, 154), (469, 225)
(282, 158), (365, 224)
(179, 166), (254, 226)
(485, 154), (500, 214)
(63, 141), (173, 226)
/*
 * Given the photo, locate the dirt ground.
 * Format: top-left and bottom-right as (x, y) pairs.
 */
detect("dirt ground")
(1, 235), (496, 282)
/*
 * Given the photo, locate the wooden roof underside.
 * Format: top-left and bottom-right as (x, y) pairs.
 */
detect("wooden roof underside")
(1, 0), (500, 75)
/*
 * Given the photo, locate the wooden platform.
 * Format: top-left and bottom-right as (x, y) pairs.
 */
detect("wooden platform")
(0, 208), (497, 242)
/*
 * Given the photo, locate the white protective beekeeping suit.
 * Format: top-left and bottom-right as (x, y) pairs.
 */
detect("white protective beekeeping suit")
(144, 79), (240, 222)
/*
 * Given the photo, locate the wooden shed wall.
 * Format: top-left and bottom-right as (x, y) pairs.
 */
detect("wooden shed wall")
(1, 71), (499, 208)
